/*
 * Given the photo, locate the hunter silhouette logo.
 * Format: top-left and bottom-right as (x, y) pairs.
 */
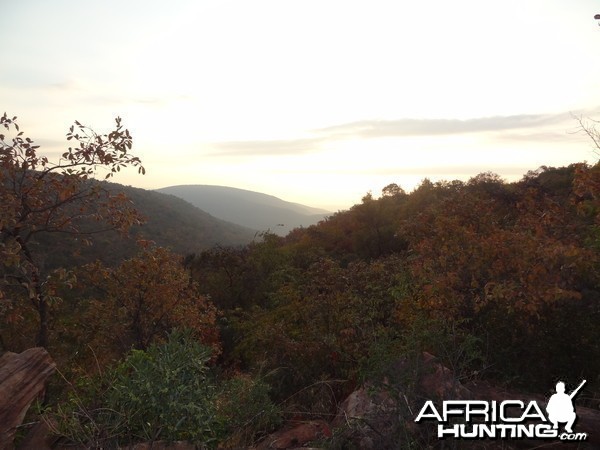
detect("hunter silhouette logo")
(546, 380), (586, 433)
(414, 379), (588, 442)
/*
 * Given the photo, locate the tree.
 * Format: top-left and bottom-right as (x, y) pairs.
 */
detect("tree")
(78, 246), (220, 365)
(381, 183), (405, 197)
(0, 113), (145, 348)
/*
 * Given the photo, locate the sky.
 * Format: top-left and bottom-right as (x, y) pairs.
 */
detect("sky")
(2, 0), (600, 210)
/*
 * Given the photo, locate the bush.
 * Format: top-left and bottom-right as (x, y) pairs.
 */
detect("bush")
(52, 329), (221, 448)
(107, 330), (219, 445)
(51, 329), (286, 448)
(217, 373), (282, 447)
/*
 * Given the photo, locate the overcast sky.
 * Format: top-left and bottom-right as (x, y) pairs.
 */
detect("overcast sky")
(2, 1), (600, 210)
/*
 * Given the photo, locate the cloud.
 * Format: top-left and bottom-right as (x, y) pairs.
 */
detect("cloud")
(316, 113), (572, 139)
(272, 164), (530, 177)
(203, 111), (583, 158)
(362, 165), (531, 177)
(206, 137), (324, 156)
(495, 130), (581, 143)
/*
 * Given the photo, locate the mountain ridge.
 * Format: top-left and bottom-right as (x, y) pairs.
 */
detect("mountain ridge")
(156, 185), (332, 236)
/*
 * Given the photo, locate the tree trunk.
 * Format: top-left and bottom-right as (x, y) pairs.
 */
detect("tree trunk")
(21, 241), (49, 349)
(36, 296), (49, 349)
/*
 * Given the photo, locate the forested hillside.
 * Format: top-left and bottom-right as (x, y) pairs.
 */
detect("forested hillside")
(33, 183), (258, 269)
(2, 114), (600, 448)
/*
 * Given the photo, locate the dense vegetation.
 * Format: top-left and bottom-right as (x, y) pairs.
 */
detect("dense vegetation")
(2, 114), (599, 447)
(191, 165), (600, 395)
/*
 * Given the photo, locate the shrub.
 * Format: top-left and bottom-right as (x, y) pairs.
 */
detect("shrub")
(51, 329), (221, 448)
(217, 373), (282, 447)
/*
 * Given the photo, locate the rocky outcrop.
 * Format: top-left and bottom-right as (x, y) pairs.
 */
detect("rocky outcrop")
(0, 347), (56, 449)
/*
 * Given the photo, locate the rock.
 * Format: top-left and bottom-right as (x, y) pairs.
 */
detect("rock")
(331, 385), (396, 429)
(0, 348), (56, 450)
(330, 384), (407, 449)
(417, 352), (470, 399)
(331, 352), (469, 449)
(16, 419), (59, 450)
(256, 420), (331, 449)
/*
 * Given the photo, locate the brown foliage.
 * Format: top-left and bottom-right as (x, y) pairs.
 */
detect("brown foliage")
(76, 246), (220, 367)
(0, 114), (144, 348)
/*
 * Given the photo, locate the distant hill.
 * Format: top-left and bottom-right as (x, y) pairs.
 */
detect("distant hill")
(156, 185), (331, 236)
(35, 182), (257, 270)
